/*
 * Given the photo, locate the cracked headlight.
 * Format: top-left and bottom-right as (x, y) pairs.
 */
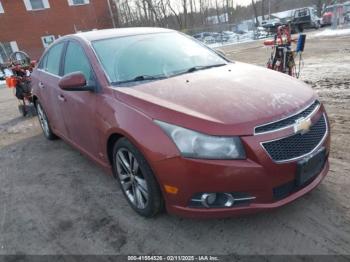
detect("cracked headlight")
(155, 120), (246, 160)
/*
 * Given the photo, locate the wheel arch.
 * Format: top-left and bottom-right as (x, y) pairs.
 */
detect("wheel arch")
(106, 132), (125, 167)
(105, 130), (167, 205)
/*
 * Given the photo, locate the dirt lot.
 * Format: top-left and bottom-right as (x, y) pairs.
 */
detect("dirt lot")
(0, 32), (349, 256)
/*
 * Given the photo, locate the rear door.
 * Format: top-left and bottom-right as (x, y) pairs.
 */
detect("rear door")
(59, 40), (99, 158)
(37, 42), (68, 138)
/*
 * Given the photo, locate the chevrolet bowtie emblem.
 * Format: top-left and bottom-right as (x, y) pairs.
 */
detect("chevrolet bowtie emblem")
(294, 117), (312, 134)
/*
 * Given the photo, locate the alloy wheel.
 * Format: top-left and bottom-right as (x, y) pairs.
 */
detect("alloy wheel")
(116, 148), (149, 209)
(37, 103), (50, 137)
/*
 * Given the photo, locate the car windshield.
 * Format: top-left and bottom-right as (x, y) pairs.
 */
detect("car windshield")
(92, 32), (228, 84)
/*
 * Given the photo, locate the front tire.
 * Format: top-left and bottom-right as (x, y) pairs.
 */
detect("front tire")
(36, 101), (57, 140)
(112, 138), (164, 217)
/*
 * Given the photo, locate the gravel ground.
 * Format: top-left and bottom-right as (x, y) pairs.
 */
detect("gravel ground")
(0, 31), (349, 256)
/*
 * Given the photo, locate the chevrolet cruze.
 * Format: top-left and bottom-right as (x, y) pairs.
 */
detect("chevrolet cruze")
(31, 28), (330, 218)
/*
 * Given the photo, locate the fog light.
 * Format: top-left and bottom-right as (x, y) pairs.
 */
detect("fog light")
(190, 192), (256, 208)
(223, 193), (235, 207)
(201, 193), (217, 208)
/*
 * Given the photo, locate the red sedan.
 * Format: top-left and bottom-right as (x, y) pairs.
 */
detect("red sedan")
(31, 28), (330, 218)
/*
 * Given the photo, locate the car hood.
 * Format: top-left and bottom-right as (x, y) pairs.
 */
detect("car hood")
(113, 62), (317, 136)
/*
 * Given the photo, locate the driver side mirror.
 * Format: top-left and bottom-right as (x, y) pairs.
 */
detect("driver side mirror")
(58, 72), (94, 92)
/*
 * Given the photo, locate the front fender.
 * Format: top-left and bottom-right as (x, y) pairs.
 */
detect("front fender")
(98, 94), (180, 165)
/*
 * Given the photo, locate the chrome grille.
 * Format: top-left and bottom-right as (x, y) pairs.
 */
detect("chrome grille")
(262, 114), (327, 162)
(255, 100), (320, 134)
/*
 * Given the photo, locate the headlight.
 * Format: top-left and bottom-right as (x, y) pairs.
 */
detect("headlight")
(155, 120), (246, 160)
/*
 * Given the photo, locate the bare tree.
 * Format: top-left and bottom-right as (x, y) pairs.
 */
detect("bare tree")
(261, 0), (266, 20)
(226, 0), (231, 23)
(112, 0), (329, 32)
(215, 0), (221, 24)
(142, 0), (149, 22)
(167, 0), (183, 28)
(144, 0), (163, 26)
(199, 0), (205, 25)
(189, 0), (195, 26)
(183, 0), (188, 28)
(251, 0), (260, 26)
(158, 0), (169, 27)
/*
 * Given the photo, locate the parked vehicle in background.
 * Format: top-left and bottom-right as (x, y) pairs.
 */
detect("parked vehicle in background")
(211, 32), (222, 42)
(254, 27), (269, 39)
(192, 32), (205, 41)
(321, 3), (349, 26)
(203, 35), (216, 44)
(222, 31), (238, 40)
(192, 30), (257, 46)
(343, 2), (350, 23)
(322, 5), (335, 26)
(291, 7), (321, 32)
(235, 29), (248, 35)
(262, 18), (282, 33)
(31, 28), (330, 218)
(193, 32), (212, 41)
(192, 32), (217, 44)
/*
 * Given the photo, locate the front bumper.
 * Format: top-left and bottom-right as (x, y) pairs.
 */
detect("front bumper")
(167, 160), (329, 218)
(151, 108), (330, 218)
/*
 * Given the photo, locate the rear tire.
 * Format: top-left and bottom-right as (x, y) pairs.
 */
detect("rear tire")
(36, 101), (57, 140)
(112, 138), (164, 217)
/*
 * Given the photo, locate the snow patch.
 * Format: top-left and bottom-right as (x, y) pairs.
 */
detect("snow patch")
(315, 28), (350, 37)
(208, 38), (257, 49)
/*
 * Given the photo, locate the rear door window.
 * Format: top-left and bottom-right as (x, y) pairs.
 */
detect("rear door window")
(45, 42), (65, 75)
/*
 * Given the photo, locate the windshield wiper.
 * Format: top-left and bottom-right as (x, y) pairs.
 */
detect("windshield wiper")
(186, 64), (227, 73)
(112, 75), (167, 85)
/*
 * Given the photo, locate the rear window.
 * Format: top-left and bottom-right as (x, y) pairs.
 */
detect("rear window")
(295, 9), (309, 17)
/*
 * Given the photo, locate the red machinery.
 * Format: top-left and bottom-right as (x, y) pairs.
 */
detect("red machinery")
(264, 25), (305, 78)
(4, 51), (36, 116)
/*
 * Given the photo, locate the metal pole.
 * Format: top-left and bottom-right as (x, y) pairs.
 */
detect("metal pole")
(107, 0), (116, 28)
(332, 0), (338, 29)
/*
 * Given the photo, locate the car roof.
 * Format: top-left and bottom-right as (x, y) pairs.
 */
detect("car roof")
(73, 27), (175, 42)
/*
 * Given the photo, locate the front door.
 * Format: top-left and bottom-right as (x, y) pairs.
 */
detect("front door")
(59, 40), (99, 159)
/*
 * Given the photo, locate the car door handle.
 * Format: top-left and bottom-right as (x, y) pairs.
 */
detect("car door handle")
(58, 94), (66, 102)
(38, 82), (45, 89)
